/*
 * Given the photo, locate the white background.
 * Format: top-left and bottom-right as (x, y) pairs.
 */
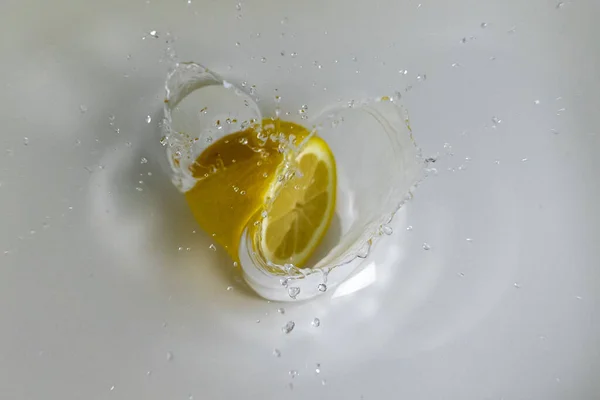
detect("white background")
(0, 0), (598, 398)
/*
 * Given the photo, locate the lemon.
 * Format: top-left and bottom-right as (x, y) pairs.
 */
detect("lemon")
(259, 136), (337, 268)
(184, 120), (309, 261)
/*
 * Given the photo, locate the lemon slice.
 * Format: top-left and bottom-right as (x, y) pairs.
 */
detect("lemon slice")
(259, 136), (337, 268)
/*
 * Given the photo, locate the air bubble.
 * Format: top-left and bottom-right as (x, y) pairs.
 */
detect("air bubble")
(146, 115), (152, 123)
(166, 351), (173, 361)
(261, 57), (267, 63)
(491, 116), (502, 125)
(481, 22), (488, 28)
(281, 321), (295, 334)
(317, 283), (327, 292)
(381, 225), (393, 235)
(514, 282), (521, 289)
(422, 243), (431, 250)
(273, 349), (281, 357)
(289, 370), (299, 379)
(140, 157), (148, 164)
(290, 52), (297, 58)
(315, 363), (321, 374)
(312, 318), (321, 327)
(209, 244), (217, 251)
(277, 307), (285, 314)
(23, 137), (29, 146)
(79, 105), (88, 113)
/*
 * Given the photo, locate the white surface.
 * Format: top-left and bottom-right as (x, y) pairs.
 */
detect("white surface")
(1, 0), (599, 399)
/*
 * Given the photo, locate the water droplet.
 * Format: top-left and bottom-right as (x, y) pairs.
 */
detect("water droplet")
(575, 295), (583, 300)
(30, 229), (36, 235)
(136, 187), (143, 192)
(466, 238), (473, 243)
(140, 157), (148, 164)
(110, 385), (115, 391)
(451, 62), (461, 68)
(514, 282), (521, 289)
(256, 319), (261, 323)
(288, 286), (300, 299)
(282, 321), (295, 334)
(146, 115), (152, 123)
(312, 318), (321, 327)
(321, 379), (327, 386)
(226, 286), (233, 291)
(188, 395), (194, 400)
(491, 116), (502, 125)
(317, 283), (327, 292)
(315, 363), (321, 374)
(406, 225), (413, 231)
(149, 30), (158, 38)
(556, 1), (564, 8)
(443, 142), (453, 156)
(23, 137), (29, 146)
(481, 22), (488, 28)
(166, 351), (173, 361)
(458, 272), (465, 277)
(534, 100), (540, 105)
(422, 243), (431, 250)
(277, 307), (285, 314)
(521, 157), (529, 162)
(261, 57), (267, 63)
(381, 225), (393, 235)
(235, 2), (241, 10)
(273, 349), (281, 357)
(290, 52), (297, 58)
(289, 370), (299, 378)
(146, 370), (152, 376)
(209, 244), (217, 251)
(79, 104), (88, 113)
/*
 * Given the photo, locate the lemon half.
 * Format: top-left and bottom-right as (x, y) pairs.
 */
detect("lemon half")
(259, 136), (337, 268)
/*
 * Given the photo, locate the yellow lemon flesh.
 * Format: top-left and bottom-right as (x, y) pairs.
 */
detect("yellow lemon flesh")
(259, 136), (337, 268)
(185, 119), (337, 269)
